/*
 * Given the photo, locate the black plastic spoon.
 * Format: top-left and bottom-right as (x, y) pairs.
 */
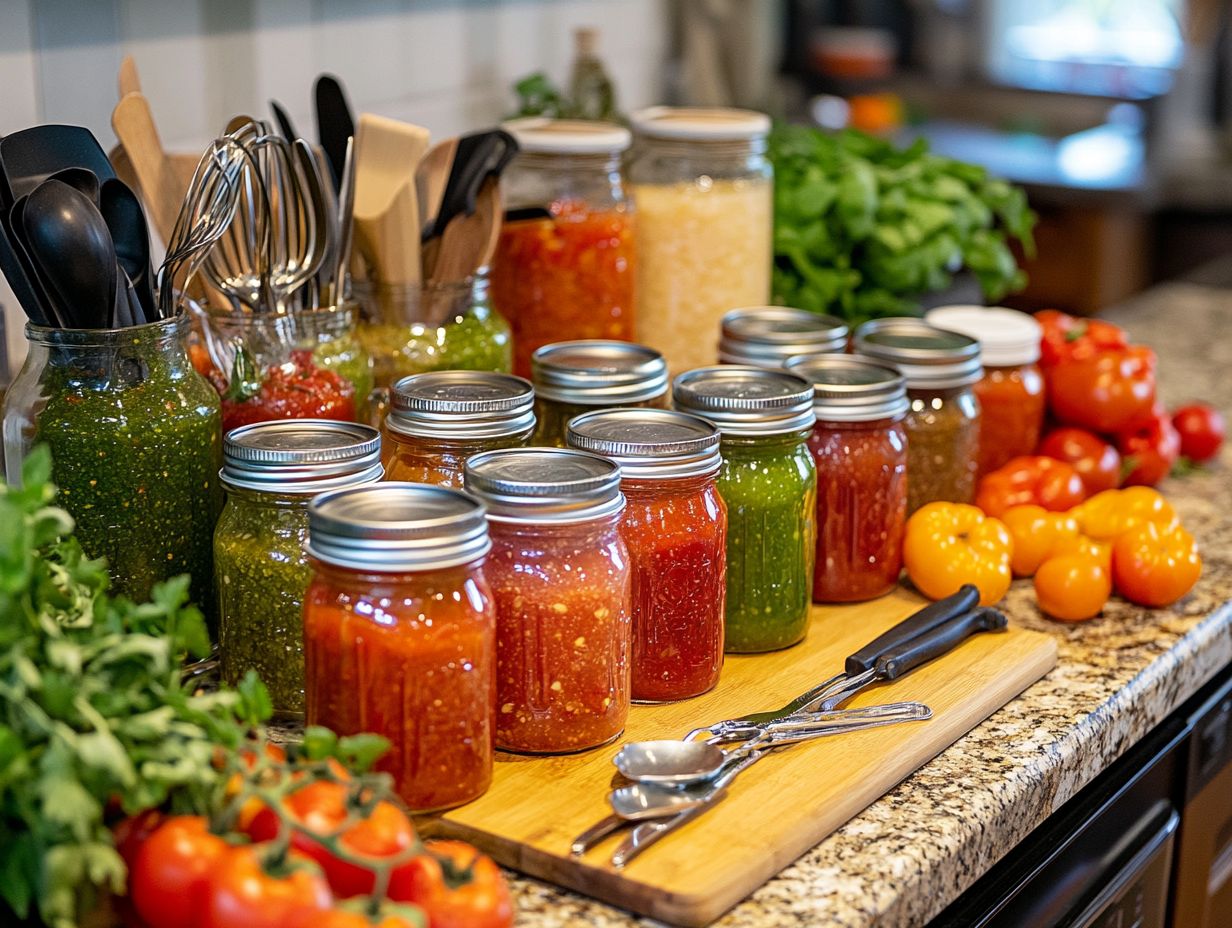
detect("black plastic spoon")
(47, 167), (100, 206)
(100, 178), (156, 322)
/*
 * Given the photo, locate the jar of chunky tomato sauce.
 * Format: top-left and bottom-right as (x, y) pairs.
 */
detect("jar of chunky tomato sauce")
(383, 371), (535, 487)
(464, 448), (631, 753)
(925, 306), (1044, 478)
(672, 366), (817, 652)
(785, 354), (909, 603)
(531, 340), (668, 447)
(718, 307), (847, 368)
(853, 318), (982, 514)
(303, 483), (495, 812)
(566, 409), (726, 702)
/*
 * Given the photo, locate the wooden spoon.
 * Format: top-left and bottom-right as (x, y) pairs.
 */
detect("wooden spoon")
(415, 137), (457, 232)
(351, 113), (429, 286)
(118, 54), (141, 97)
(428, 175), (502, 285)
(110, 92), (183, 249)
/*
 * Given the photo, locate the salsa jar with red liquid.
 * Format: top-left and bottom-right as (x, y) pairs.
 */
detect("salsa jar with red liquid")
(382, 371), (535, 487)
(491, 119), (637, 378)
(785, 354), (909, 603)
(718, 306), (847, 368)
(926, 306), (1045, 478)
(303, 483), (495, 812)
(567, 408), (726, 702)
(464, 447), (631, 754)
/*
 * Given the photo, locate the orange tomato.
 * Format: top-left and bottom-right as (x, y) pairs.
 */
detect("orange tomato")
(1034, 554), (1111, 622)
(1049, 533), (1113, 572)
(1111, 522), (1202, 607)
(976, 455), (1087, 519)
(1072, 487), (1178, 541)
(1001, 505), (1080, 577)
(903, 503), (1013, 606)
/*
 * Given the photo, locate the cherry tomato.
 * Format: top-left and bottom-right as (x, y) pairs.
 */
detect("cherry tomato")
(1111, 522), (1202, 608)
(1117, 407), (1180, 487)
(1034, 554), (1111, 622)
(388, 841), (514, 928)
(1037, 427), (1121, 495)
(129, 816), (230, 928)
(975, 455), (1087, 519)
(1171, 404), (1225, 463)
(199, 845), (333, 928)
(1047, 345), (1157, 434)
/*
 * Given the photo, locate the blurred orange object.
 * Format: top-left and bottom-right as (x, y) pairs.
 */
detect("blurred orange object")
(847, 94), (903, 134)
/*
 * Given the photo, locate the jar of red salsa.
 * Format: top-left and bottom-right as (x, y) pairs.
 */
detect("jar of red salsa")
(718, 306), (847, 368)
(303, 483), (495, 812)
(464, 448), (631, 754)
(926, 306), (1044, 478)
(491, 119), (637, 378)
(785, 354), (909, 603)
(567, 409), (726, 702)
(383, 371), (535, 487)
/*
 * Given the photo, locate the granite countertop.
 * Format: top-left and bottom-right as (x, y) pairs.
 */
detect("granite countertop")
(506, 274), (1232, 926)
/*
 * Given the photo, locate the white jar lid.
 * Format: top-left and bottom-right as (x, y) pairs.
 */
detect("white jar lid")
(629, 106), (771, 141)
(925, 306), (1042, 367)
(501, 117), (631, 154)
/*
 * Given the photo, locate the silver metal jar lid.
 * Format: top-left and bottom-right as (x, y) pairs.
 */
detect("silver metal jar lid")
(387, 371), (535, 439)
(222, 420), (384, 494)
(852, 317), (982, 389)
(784, 353), (910, 422)
(718, 307), (848, 367)
(672, 366), (816, 436)
(531, 340), (668, 405)
(565, 408), (721, 480)
(306, 483), (491, 572)
(464, 448), (625, 524)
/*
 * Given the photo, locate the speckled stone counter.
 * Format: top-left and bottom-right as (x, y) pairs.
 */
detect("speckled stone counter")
(506, 277), (1232, 927)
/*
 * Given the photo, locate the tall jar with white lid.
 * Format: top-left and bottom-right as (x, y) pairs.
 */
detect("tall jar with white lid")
(627, 107), (773, 374)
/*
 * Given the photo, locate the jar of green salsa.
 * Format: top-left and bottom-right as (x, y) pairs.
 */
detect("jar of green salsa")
(2, 315), (222, 613)
(673, 366), (817, 652)
(215, 419), (383, 715)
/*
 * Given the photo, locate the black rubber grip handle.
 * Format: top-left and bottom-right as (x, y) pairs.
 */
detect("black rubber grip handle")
(845, 584), (980, 675)
(875, 607), (1007, 681)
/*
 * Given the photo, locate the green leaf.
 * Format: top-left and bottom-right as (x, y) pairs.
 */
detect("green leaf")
(302, 726), (339, 761)
(237, 670), (274, 726)
(0, 831), (38, 919)
(20, 445), (53, 493)
(337, 733), (391, 774)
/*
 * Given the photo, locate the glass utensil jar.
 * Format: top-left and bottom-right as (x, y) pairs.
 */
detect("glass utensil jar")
(491, 119), (637, 378)
(567, 408), (726, 703)
(464, 447), (631, 754)
(382, 371), (535, 488)
(673, 366), (817, 652)
(215, 420), (383, 716)
(718, 306), (848, 368)
(304, 483), (496, 812)
(627, 107), (773, 374)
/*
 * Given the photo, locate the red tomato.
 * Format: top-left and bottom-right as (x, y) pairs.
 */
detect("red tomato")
(1037, 427), (1121, 495)
(1171, 404), (1225, 463)
(290, 907), (424, 928)
(1117, 408), (1181, 487)
(975, 455), (1087, 519)
(1035, 311), (1129, 368)
(1047, 345), (1157, 434)
(129, 817), (230, 928)
(198, 845), (333, 928)
(389, 841), (514, 928)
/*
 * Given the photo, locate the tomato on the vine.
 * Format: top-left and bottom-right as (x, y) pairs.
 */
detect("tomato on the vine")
(129, 816), (230, 928)
(1117, 406), (1180, 487)
(388, 840), (514, 928)
(1037, 427), (1121, 495)
(1171, 403), (1225, 463)
(294, 906), (426, 928)
(198, 845), (333, 928)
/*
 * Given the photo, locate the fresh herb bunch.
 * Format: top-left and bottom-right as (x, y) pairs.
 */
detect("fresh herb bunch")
(770, 123), (1037, 323)
(0, 446), (271, 928)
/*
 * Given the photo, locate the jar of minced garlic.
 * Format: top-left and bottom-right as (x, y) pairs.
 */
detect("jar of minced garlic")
(626, 107), (773, 374)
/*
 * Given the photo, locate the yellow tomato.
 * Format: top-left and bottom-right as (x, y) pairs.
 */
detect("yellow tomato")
(903, 502), (1013, 606)
(1001, 505), (1080, 577)
(1073, 487), (1177, 541)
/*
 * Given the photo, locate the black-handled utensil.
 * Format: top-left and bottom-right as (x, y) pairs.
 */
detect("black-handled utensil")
(846, 584), (980, 675)
(270, 99), (300, 145)
(0, 204), (56, 326)
(314, 74), (354, 193)
(422, 129), (517, 242)
(0, 124), (116, 210)
(100, 178), (156, 323)
(876, 607), (1007, 680)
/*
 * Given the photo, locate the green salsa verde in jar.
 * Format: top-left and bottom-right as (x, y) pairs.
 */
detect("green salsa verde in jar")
(215, 420), (384, 715)
(673, 366), (817, 652)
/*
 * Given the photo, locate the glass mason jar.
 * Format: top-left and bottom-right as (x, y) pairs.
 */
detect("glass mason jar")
(464, 448), (631, 754)
(926, 306), (1045, 478)
(215, 420), (383, 717)
(567, 409), (726, 703)
(853, 318), (983, 514)
(673, 367), (817, 652)
(626, 107), (773, 374)
(491, 119), (637, 378)
(531, 340), (668, 447)
(303, 484), (495, 812)
(786, 354), (909, 603)
(718, 306), (848, 368)
(3, 315), (222, 613)
(199, 307), (368, 434)
(383, 371), (535, 488)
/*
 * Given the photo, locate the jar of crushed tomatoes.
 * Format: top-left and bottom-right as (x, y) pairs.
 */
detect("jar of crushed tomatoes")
(566, 409), (726, 702)
(383, 371), (535, 488)
(491, 119), (636, 378)
(464, 447), (631, 754)
(718, 307), (847, 368)
(785, 354), (910, 603)
(673, 366), (816, 652)
(853, 318), (983, 514)
(925, 306), (1044, 478)
(531, 340), (668, 447)
(304, 483), (495, 812)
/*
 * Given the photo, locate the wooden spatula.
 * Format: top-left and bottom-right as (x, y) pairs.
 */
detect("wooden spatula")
(110, 92), (183, 250)
(427, 176), (502, 285)
(351, 113), (429, 285)
(118, 55), (141, 97)
(415, 137), (457, 232)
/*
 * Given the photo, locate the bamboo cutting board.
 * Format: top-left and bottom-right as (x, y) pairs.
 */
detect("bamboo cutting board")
(427, 589), (1058, 926)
